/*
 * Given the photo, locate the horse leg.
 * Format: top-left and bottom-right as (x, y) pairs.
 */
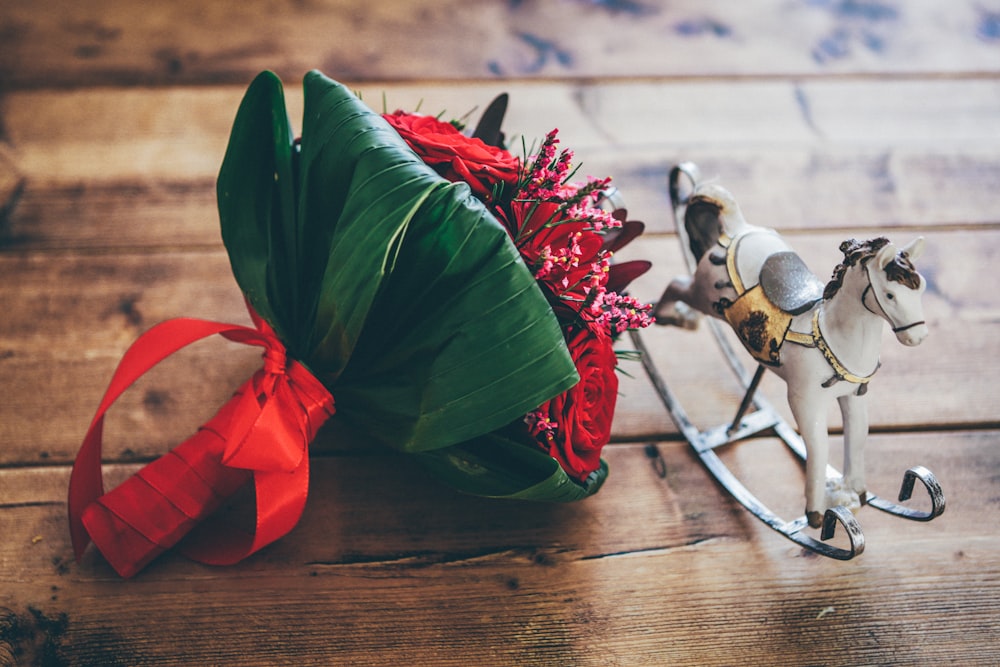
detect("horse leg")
(838, 393), (869, 503)
(654, 276), (700, 329)
(787, 390), (830, 528)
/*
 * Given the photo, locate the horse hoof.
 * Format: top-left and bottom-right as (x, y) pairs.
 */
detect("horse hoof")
(807, 511), (823, 529)
(825, 477), (862, 513)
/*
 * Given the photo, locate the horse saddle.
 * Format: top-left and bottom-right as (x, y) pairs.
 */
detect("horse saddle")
(718, 238), (825, 366)
(759, 251), (825, 315)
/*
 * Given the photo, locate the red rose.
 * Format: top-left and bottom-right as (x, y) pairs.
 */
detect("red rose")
(527, 327), (618, 481)
(383, 111), (520, 200)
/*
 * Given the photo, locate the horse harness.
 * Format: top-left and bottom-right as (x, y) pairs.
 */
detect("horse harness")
(712, 230), (879, 393)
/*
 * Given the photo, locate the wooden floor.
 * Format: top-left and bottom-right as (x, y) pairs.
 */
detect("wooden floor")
(2, 1), (999, 664)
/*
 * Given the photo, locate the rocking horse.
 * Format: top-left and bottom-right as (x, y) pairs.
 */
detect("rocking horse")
(630, 163), (945, 559)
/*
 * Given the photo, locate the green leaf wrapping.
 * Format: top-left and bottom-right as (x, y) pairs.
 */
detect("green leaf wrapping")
(219, 70), (601, 498)
(416, 433), (609, 501)
(217, 71), (297, 342)
(334, 182), (581, 452)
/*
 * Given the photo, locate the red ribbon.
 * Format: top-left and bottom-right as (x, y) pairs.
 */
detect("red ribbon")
(68, 305), (335, 577)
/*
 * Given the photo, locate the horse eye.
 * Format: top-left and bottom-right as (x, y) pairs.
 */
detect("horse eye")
(885, 292), (895, 300)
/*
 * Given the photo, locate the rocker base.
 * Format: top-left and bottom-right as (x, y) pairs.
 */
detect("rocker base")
(630, 327), (943, 561)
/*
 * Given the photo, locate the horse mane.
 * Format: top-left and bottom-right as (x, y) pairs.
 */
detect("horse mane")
(824, 237), (921, 300)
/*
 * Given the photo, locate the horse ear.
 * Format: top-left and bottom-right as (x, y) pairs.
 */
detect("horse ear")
(875, 241), (898, 270)
(901, 236), (926, 261)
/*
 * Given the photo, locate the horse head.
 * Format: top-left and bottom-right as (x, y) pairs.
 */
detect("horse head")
(872, 237), (929, 346)
(831, 237), (929, 347)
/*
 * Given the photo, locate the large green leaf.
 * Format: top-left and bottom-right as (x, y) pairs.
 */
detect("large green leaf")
(294, 71), (434, 369)
(334, 180), (579, 452)
(217, 71), (297, 343)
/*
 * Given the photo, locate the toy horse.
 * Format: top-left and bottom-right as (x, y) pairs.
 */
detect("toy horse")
(655, 179), (929, 528)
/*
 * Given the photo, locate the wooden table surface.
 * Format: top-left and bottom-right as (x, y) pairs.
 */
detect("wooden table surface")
(2, 1), (999, 665)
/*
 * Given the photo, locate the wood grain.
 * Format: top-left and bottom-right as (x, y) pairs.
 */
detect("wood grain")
(2, 0), (998, 664)
(1, 432), (995, 665)
(3, 78), (997, 251)
(2, 0), (999, 89)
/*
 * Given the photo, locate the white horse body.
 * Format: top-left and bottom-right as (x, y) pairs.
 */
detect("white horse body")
(657, 183), (929, 527)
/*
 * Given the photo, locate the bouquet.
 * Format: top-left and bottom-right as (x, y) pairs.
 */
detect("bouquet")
(68, 71), (652, 578)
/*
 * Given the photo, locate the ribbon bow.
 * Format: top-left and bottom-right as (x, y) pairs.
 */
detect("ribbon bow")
(68, 304), (335, 577)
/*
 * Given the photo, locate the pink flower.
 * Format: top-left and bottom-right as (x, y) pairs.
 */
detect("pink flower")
(495, 201), (607, 312)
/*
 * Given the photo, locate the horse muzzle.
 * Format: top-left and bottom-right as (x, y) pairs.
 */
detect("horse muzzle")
(895, 321), (929, 346)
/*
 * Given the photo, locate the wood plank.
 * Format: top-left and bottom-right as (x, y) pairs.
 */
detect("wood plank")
(1, 227), (997, 465)
(1, 431), (995, 664)
(9, 79), (999, 177)
(593, 146), (1000, 234)
(2, 0), (999, 89)
(3, 78), (998, 250)
(0, 250), (257, 465)
(7, 146), (1000, 250)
